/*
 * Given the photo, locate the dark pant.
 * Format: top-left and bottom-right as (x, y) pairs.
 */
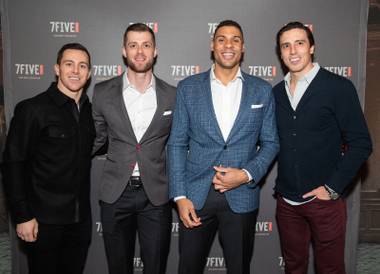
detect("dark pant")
(276, 196), (347, 274)
(101, 185), (172, 274)
(25, 217), (91, 274)
(178, 188), (258, 274)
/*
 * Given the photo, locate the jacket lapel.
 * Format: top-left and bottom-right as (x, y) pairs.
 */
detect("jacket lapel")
(201, 71), (225, 142)
(139, 76), (164, 144)
(226, 75), (249, 142)
(114, 74), (138, 142)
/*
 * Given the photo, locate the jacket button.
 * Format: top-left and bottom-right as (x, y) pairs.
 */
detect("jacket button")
(223, 145), (227, 150)
(292, 133), (297, 136)
(293, 115), (297, 120)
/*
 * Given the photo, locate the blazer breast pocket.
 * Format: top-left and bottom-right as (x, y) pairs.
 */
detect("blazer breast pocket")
(243, 107), (264, 132)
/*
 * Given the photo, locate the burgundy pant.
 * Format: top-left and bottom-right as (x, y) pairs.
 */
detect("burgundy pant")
(276, 196), (347, 274)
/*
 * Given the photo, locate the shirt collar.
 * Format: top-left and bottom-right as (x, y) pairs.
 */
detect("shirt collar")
(285, 62), (320, 87)
(123, 69), (155, 91)
(210, 64), (244, 85)
(48, 82), (88, 107)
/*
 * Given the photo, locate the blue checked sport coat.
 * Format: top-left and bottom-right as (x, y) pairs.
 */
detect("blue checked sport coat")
(168, 69), (279, 213)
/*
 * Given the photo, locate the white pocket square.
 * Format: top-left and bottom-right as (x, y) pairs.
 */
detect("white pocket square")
(163, 110), (172, 116)
(251, 104), (263, 109)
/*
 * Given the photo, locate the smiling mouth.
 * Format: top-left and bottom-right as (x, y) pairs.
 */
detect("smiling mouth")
(289, 57), (301, 64)
(221, 52), (235, 60)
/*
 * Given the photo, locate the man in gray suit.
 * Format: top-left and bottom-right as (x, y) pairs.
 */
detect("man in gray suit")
(92, 23), (176, 274)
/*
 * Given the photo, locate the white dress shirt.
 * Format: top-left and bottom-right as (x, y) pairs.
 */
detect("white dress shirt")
(210, 66), (243, 141)
(123, 72), (157, 176)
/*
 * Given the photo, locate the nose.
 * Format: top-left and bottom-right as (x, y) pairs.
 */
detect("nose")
(225, 39), (233, 48)
(72, 64), (80, 74)
(137, 45), (144, 53)
(290, 45), (296, 54)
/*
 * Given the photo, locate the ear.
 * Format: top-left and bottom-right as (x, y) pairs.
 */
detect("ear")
(210, 40), (214, 52)
(310, 45), (315, 55)
(154, 47), (158, 58)
(242, 43), (245, 53)
(122, 46), (127, 58)
(86, 69), (91, 80)
(54, 64), (60, 77)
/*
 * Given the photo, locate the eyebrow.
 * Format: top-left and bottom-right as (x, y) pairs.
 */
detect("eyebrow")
(62, 60), (89, 65)
(215, 35), (242, 39)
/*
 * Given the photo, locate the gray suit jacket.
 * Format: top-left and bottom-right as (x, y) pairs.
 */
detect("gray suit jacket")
(92, 74), (176, 205)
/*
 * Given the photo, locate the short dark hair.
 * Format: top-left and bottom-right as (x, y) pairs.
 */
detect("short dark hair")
(123, 23), (156, 46)
(56, 43), (91, 66)
(276, 21), (315, 58)
(213, 19), (244, 42)
(211, 20), (245, 62)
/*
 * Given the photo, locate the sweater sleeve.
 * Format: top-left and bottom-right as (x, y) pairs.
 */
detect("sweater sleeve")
(326, 79), (372, 194)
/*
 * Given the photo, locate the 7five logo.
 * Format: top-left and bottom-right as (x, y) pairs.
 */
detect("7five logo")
(206, 257), (226, 270)
(278, 256), (285, 269)
(50, 21), (80, 37)
(324, 66), (352, 78)
(172, 222), (179, 236)
(248, 65), (277, 81)
(208, 23), (219, 36)
(129, 22), (158, 33)
(134, 257), (144, 269)
(305, 24), (313, 32)
(171, 65), (200, 81)
(15, 64), (44, 80)
(93, 65), (123, 81)
(95, 221), (103, 236)
(255, 221), (273, 236)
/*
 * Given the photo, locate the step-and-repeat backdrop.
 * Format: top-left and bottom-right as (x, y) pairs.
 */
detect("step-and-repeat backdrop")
(1, 0), (368, 273)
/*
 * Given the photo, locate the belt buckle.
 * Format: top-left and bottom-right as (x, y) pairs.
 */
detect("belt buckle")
(128, 176), (142, 188)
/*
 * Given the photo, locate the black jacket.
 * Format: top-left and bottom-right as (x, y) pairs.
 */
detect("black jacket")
(273, 68), (372, 202)
(3, 83), (95, 224)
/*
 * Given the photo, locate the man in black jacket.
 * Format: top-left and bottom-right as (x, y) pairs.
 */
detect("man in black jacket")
(3, 43), (95, 274)
(273, 22), (372, 274)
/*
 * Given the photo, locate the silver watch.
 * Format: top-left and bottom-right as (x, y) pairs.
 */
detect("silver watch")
(324, 185), (339, 200)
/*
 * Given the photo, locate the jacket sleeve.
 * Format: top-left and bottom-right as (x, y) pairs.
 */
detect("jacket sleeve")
(243, 85), (279, 187)
(3, 101), (39, 224)
(167, 82), (190, 199)
(92, 84), (109, 155)
(326, 80), (372, 194)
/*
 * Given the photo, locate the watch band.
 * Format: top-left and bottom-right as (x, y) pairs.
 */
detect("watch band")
(324, 185), (339, 200)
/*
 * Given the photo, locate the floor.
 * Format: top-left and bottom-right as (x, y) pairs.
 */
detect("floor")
(0, 232), (379, 273)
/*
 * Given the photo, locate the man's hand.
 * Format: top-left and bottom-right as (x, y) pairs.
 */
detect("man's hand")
(16, 218), (38, 242)
(212, 166), (249, 193)
(302, 186), (330, 200)
(176, 198), (201, 228)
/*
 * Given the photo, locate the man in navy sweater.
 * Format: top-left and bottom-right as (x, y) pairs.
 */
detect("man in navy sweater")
(273, 21), (372, 274)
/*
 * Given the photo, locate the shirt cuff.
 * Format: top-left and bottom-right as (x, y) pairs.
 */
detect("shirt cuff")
(174, 196), (186, 202)
(242, 169), (252, 182)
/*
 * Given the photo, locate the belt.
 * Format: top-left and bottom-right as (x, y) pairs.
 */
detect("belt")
(127, 176), (142, 188)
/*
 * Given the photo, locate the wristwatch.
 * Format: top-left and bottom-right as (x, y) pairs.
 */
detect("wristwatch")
(324, 185), (339, 200)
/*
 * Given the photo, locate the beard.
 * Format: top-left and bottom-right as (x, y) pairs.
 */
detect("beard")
(126, 56), (154, 73)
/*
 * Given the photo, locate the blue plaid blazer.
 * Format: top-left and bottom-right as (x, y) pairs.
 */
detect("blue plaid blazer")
(168, 70), (279, 213)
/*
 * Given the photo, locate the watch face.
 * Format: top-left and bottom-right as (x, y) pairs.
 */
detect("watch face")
(330, 192), (339, 200)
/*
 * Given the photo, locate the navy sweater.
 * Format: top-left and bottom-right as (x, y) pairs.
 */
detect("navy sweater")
(273, 68), (372, 202)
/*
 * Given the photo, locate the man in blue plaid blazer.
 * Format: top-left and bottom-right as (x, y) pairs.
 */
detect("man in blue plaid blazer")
(168, 20), (279, 274)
